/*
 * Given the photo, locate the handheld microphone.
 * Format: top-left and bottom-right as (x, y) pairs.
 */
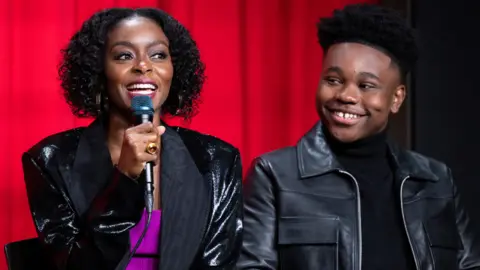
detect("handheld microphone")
(121, 95), (155, 269)
(131, 95), (155, 214)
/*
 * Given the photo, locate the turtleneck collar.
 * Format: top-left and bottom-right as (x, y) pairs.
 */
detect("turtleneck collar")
(322, 125), (388, 159)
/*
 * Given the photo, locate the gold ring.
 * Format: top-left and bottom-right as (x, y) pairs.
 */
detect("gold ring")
(146, 142), (158, 155)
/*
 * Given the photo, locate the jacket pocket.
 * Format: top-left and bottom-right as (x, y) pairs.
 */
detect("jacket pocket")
(277, 216), (339, 270)
(424, 207), (461, 270)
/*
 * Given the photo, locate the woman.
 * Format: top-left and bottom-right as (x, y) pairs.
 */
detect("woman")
(22, 7), (243, 270)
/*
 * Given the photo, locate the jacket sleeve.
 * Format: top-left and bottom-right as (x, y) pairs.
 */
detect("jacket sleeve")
(201, 150), (244, 269)
(452, 170), (480, 269)
(22, 152), (145, 270)
(237, 158), (277, 270)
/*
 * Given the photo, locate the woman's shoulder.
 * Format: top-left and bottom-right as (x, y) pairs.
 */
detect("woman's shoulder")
(25, 127), (85, 166)
(170, 126), (240, 162)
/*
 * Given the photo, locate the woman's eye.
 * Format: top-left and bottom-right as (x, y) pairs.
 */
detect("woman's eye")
(114, 53), (133, 60)
(151, 52), (168, 59)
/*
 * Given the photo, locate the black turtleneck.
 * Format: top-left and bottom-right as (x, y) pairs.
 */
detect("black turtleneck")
(324, 127), (416, 270)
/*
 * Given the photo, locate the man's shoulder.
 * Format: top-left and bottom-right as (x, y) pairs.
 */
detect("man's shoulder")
(400, 149), (451, 181)
(250, 146), (297, 173)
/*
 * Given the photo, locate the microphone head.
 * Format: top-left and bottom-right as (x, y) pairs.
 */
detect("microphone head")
(131, 96), (154, 116)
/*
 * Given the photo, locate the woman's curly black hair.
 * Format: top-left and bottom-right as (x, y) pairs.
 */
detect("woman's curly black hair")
(317, 4), (418, 81)
(59, 7), (205, 119)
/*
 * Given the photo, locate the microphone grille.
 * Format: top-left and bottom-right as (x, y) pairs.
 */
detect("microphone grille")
(131, 96), (154, 115)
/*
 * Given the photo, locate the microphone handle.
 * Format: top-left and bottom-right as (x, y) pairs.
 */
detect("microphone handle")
(144, 162), (154, 214)
(138, 113), (155, 214)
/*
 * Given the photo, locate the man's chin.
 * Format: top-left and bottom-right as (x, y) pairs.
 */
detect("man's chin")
(325, 124), (363, 143)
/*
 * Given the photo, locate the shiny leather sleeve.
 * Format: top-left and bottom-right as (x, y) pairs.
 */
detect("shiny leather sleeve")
(201, 150), (244, 269)
(22, 152), (145, 270)
(451, 170), (480, 269)
(237, 157), (277, 270)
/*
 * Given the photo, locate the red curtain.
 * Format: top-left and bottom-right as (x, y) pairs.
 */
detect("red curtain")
(0, 0), (376, 268)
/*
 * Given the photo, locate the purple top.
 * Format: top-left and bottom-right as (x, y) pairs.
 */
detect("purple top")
(126, 209), (162, 270)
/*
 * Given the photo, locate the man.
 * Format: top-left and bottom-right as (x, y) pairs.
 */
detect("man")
(237, 4), (480, 270)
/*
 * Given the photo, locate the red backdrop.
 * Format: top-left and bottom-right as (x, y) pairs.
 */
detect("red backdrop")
(0, 0), (375, 268)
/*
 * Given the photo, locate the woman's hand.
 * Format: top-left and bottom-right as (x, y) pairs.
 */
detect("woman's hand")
(117, 123), (165, 178)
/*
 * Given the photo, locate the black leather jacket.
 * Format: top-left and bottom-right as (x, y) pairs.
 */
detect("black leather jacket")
(22, 117), (243, 270)
(238, 121), (480, 270)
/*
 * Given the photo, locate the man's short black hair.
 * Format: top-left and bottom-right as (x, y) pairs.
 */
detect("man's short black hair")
(317, 4), (418, 81)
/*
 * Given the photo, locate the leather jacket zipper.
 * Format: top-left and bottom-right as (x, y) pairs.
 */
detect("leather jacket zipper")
(399, 176), (420, 270)
(339, 170), (362, 270)
(335, 172), (420, 270)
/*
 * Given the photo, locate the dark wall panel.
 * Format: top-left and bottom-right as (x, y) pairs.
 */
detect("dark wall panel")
(412, 0), (480, 222)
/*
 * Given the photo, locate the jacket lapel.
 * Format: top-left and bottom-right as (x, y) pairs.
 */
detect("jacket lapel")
(297, 121), (342, 178)
(388, 142), (440, 181)
(159, 127), (211, 270)
(57, 118), (113, 218)
(56, 118), (131, 268)
(387, 142), (440, 200)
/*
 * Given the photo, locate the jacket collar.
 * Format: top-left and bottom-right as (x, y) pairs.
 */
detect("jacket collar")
(297, 121), (439, 181)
